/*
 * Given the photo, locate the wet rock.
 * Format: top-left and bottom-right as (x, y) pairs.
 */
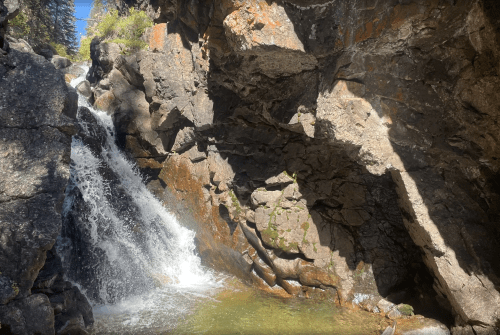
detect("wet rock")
(403, 326), (450, 335)
(0, 276), (17, 305)
(76, 80), (92, 99)
(0, 294), (54, 335)
(76, 106), (109, 156)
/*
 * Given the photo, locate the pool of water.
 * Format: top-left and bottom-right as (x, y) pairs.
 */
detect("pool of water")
(90, 278), (392, 335)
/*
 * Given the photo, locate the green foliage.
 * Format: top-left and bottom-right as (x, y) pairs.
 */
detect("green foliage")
(94, 9), (119, 38)
(9, 11), (30, 37)
(81, 6), (152, 58)
(50, 41), (68, 58)
(8, 0), (78, 54)
(110, 38), (147, 53)
(78, 37), (92, 60)
(398, 304), (414, 316)
(228, 190), (242, 217)
(301, 221), (310, 244)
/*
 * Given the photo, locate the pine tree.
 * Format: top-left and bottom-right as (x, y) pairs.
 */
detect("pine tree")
(8, 0), (78, 55)
(50, 0), (78, 53)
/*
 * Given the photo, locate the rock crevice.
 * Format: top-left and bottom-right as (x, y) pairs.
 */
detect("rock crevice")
(86, 0), (500, 332)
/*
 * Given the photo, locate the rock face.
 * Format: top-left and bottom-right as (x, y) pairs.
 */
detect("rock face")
(0, 0), (19, 53)
(91, 0), (500, 332)
(0, 9), (93, 334)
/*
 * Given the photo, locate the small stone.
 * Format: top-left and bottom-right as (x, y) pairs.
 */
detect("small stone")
(377, 298), (395, 314)
(387, 308), (403, 319)
(76, 80), (92, 99)
(51, 55), (72, 69)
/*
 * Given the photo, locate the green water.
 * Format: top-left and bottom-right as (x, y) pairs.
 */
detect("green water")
(90, 280), (393, 334)
(174, 284), (389, 335)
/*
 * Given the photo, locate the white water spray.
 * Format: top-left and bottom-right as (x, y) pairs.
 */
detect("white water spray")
(59, 66), (221, 330)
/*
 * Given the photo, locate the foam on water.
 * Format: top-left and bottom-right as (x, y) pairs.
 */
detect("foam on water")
(62, 66), (221, 330)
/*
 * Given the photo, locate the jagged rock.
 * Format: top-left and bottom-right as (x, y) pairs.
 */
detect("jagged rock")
(33, 248), (94, 334)
(0, 0), (19, 52)
(223, 0), (317, 77)
(0, 276), (17, 305)
(114, 54), (143, 88)
(187, 145), (207, 162)
(377, 298), (396, 314)
(88, 0), (500, 331)
(0, 294), (54, 335)
(76, 80), (92, 99)
(171, 127), (196, 153)
(387, 308), (403, 319)
(0, 29), (90, 333)
(91, 40), (121, 74)
(7, 36), (34, 54)
(52, 55), (72, 69)
(265, 172), (295, 186)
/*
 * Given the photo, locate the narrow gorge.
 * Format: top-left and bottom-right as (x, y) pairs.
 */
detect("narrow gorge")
(1, 0), (499, 334)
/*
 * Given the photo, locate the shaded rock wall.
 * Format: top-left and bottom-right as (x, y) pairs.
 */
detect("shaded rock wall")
(88, 0), (500, 332)
(0, 3), (93, 333)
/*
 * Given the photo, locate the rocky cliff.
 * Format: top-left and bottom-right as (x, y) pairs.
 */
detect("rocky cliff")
(0, 1), (93, 333)
(85, 0), (500, 333)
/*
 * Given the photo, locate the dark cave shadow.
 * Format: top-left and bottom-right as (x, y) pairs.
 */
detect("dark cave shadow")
(201, 65), (434, 313)
(161, 0), (500, 325)
(281, 0), (500, 322)
(153, 0), (451, 320)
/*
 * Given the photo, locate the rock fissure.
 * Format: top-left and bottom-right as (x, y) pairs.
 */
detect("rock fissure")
(102, 0), (498, 330)
(1, 0), (497, 332)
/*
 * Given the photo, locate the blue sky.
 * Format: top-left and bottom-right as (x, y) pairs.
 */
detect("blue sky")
(74, 0), (93, 44)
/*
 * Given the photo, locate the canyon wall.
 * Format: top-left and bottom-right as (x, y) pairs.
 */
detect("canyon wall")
(0, 1), (93, 333)
(86, 0), (500, 333)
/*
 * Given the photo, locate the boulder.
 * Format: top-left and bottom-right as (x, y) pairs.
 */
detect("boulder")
(76, 80), (92, 99)
(223, 0), (317, 77)
(114, 54), (143, 88)
(6, 36), (34, 53)
(90, 38), (122, 74)
(33, 43), (58, 60)
(0, 43), (90, 334)
(52, 55), (72, 69)
(0, 0), (20, 52)
(38, 48), (54, 59)
(0, 294), (55, 335)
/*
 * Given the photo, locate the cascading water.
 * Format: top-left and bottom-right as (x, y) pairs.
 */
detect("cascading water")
(58, 66), (221, 332)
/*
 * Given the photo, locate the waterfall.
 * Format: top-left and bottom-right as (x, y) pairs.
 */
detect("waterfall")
(57, 66), (220, 330)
